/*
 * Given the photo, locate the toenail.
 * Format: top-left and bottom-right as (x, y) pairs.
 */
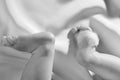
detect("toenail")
(75, 26), (90, 33)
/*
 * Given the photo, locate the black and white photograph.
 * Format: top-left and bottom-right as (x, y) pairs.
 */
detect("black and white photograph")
(0, 0), (120, 80)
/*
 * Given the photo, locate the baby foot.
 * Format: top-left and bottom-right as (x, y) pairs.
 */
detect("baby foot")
(68, 26), (99, 66)
(2, 32), (55, 54)
(20, 33), (55, 80)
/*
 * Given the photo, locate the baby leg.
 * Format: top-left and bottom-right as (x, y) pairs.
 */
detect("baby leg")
(11, 32), (55, 80)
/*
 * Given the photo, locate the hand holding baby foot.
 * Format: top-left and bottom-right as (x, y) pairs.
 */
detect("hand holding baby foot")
(67, 26), (99, 66)
(70, 26), (120, 80)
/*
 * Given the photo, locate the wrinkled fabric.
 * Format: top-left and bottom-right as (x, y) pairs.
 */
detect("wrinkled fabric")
(2, 0), (105, 35)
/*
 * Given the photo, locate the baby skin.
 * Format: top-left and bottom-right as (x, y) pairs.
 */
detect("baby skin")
(68, 26), (120, 80)
(1, 32), (55, 80)
(1, 32), (94, 80)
